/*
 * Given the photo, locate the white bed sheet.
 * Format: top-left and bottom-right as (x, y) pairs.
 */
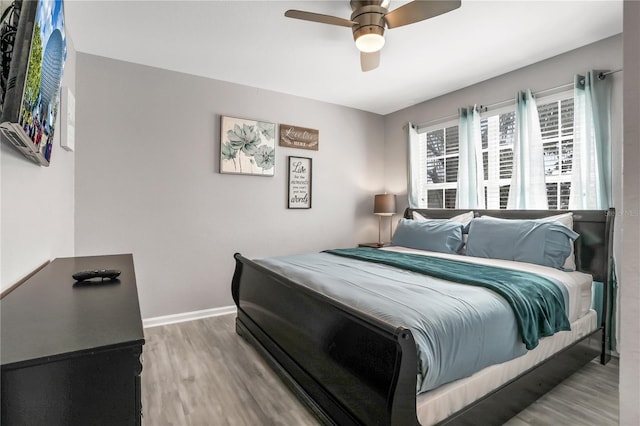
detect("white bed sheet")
(382, 246), (594, 323)
(415, 310), (598, 425)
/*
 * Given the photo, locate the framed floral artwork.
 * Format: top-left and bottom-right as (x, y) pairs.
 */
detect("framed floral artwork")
(220, 116), (276, 176)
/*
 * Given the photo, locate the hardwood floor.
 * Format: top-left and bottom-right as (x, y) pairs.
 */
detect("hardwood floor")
(505, 356), (619, 426)
(142, 313), (318, 426)
(142, 314), (618, 426)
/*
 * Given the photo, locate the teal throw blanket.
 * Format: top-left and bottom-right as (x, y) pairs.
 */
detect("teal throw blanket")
(325, 248), (570, 350)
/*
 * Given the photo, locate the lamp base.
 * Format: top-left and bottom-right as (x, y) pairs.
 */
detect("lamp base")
(377, 214), (395, 247)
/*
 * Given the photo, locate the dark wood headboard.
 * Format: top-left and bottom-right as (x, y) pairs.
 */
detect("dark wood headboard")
(404, 209), (615, 284)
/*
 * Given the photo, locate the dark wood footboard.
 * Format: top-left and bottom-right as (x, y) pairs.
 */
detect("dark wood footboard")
(232, 253), (419, 426)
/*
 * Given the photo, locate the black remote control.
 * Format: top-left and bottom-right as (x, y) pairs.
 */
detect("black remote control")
(73, 269), (121, 282)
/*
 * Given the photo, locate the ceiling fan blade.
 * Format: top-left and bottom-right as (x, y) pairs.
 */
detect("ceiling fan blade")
(361, 51), (380, 72)
(384, 0), (461, 29)
(285, 10), (357, 28)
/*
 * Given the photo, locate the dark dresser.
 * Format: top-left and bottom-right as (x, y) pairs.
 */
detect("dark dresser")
(1, 254), (145, 426)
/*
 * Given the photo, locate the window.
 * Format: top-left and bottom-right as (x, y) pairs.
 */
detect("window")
(417, 125), (459, 208)
(540, 98), (574, 209)
(480, 110), (515, 209)
(416, 93), (574, 209)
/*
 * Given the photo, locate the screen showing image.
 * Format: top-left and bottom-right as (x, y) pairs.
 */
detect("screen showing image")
(18, 0), (66, 162)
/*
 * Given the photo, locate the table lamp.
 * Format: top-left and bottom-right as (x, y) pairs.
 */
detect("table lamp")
(374, 193), (396, 246)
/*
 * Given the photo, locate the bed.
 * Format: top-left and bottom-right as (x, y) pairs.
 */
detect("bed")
(231, 208), (614, 426)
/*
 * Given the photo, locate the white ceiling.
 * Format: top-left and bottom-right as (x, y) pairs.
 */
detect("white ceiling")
(64, 0), (623, 115)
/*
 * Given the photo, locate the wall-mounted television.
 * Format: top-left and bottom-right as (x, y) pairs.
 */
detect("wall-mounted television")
(0, 0), (66, 166)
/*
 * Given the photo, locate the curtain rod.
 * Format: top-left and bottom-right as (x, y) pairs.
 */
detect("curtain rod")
(411, 68), (622, 131)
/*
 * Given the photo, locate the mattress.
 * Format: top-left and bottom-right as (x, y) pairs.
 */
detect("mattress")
(415, 310), (598, 425)
(380, 247), (598, 424)
(382, 246), (594, 322)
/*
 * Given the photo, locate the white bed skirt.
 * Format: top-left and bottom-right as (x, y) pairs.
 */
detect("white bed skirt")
(416, 310), (598, 425)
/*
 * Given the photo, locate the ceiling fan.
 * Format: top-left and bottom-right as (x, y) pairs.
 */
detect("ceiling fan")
(284, 0), (462, 72)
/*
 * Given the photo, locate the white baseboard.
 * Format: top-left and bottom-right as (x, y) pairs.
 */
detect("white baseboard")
(143, 305), (236, 329)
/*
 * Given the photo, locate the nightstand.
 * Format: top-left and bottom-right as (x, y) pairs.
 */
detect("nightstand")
(358, 243), (389, 248)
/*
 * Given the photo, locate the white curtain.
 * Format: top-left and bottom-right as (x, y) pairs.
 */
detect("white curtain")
(569, 71), (612, 209)
(507, 89), (548, 209)
(407, 123), (422, 208)
(456, 106), (485, 209)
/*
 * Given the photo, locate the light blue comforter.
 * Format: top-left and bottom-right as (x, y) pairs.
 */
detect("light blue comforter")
(256, 251), (568, 394)
(326, 248), (570, 350)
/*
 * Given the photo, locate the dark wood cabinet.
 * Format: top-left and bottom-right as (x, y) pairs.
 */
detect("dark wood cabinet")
(1, 254), (145, 426)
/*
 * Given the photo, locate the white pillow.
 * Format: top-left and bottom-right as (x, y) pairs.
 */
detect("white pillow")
(412, 211), (474, 226)
(479, 212), (576, 271)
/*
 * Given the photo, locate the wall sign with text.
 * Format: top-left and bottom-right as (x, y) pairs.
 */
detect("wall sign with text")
(288, 156), (312, 209)
(279, 124), (319, 151)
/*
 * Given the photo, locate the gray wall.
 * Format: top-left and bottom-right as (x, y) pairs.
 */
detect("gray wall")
(620, 1), (640, 423)
(0, 34), (76, 290)
(74, 54), (385, 319)
(383, 34), (623, 217)
(381, 36), (626, 316)
(379, 32), (638, 421)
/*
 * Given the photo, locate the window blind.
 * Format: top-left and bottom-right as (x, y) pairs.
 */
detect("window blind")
(414, 92), (574, 210)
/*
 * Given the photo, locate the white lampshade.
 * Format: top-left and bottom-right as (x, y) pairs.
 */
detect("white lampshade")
(355, 33), (385, 53)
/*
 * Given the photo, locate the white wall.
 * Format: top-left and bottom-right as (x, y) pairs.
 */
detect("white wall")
(620, 1), (640, 423)
(0, 35), (76, 290)
(74, 54), (385, 319)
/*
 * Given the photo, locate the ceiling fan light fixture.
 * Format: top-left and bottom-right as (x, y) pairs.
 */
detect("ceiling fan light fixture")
(285, 0), (462, 71)
(355, 33), (385, 53)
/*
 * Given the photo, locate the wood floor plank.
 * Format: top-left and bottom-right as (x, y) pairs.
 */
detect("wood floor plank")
(504, 358), (619, 426)
(142, 314), (319, 426)
(142, 314), (618, 426)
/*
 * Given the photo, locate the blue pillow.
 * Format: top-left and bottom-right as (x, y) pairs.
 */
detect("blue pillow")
(391, 219), (465, 254)
(465, 217), (579, 269)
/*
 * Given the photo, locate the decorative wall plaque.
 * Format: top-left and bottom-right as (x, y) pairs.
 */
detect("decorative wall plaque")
(279, 124), (319, 151)
(288, 156), (312, 209)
